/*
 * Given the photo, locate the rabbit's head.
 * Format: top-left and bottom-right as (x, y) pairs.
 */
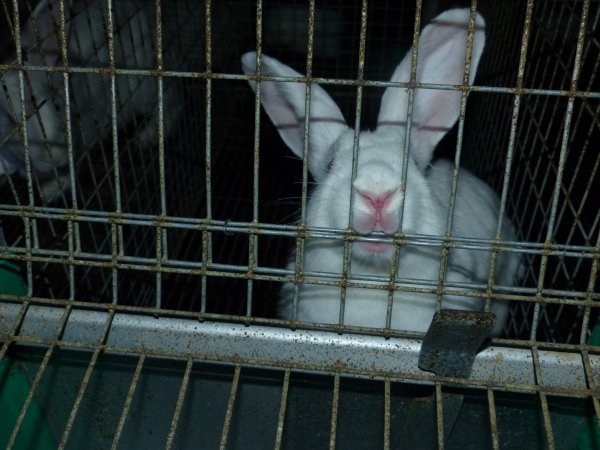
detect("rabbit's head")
(242, 8), (485, 265)
(0, 0), (71, 198)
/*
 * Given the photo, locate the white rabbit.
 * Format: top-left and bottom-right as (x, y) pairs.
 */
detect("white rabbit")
(242, 9), (522, 335)
(0, 0), (182, 202)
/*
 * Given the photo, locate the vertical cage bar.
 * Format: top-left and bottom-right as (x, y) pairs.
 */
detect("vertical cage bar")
(435, 2), (479, 312)
(298, 0), (315, 225)
(247, 1), (264, 318)
(55, 0), (77, 301)
(6, 306), (72, 450)
(387, 0), (424, 328)
(291, 0), (316, 323)
(339, 0), (368, 327)
(219, 364), (242, 450)
(111, 221), (118, 304)
(383, 379), (391, 450)
(105, 0), (121, 306)
(9, 0), (33, 295)
(442, 0), (480, 234)
(274, 369), (291, 450)
(435, 382), (444, 450)
(247, 0), (263, 318)
(579, 228), (600, 344)
(531, 346), (555, 449)
(486, 0), (534, 314)
(201, 0), (213, 314)
(487, 389), (500, 450)
(581, 349), (600, 433)
(58, 310), (115, 450)
(6, 345), (56, 450)
(155, 224), (163, 308)
(539, 393), (555, 449)
(329, 373), (341, 450)
(165, 358), (194, 450)
(110, 353), (146, 450)
(10, 0), (33, 206)
(530, 0), (590, 340)
(154, 0), (166, 309)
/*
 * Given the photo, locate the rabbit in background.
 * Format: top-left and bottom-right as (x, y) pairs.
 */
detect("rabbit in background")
(0, 0), (183, 202)
(242, 8), (523, 336)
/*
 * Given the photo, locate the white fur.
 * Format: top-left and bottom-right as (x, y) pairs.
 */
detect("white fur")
(0, 0), (182, 202)
(242, 9), (522, 335)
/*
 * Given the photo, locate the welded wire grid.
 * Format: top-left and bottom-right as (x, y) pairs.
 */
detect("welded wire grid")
(0, 0), (599, 449)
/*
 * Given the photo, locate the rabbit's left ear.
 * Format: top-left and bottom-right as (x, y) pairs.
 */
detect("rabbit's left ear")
(377, 8), (485, 169)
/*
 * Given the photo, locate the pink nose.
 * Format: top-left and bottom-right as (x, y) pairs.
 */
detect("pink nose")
(353, 189), (399, 234)
(361, 190), (393, 217)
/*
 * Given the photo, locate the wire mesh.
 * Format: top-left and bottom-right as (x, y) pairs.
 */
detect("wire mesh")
(0, 0), (599, 448)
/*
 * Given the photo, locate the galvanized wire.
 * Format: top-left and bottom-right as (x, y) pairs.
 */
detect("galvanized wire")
(0, 1), (598, 447)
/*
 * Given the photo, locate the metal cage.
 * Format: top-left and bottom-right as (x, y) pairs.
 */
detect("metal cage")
(0, 0), (598, 449)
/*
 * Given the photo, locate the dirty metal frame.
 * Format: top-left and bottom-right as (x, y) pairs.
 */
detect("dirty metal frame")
(0, 0), (599, 449)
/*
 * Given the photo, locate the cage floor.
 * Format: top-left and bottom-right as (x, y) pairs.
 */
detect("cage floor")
(4, 346), (587, 450)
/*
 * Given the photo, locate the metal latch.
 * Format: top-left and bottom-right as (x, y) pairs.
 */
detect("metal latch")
(401, 309), (496, 448)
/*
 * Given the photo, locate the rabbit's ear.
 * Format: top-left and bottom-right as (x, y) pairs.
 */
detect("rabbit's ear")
(377, 9), (485, 169)
(20, 0), (70, 66)
(242, 52), (349, 181)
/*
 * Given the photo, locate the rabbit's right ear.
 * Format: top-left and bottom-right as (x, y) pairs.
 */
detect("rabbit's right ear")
(241, 52), (349, 182)
(20, 0), (71, 66)
(377, 9), (485, 169)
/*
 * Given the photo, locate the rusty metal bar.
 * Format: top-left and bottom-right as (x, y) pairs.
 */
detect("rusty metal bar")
(531, 345), (556, 449)
(485, 0), (535, 315)
(338, 0), (369, 327)
(383, 379), (391, 450)
(53, 0), (77, 301)
(104, 0), (122, 306)
(58, 310), (115, 450)
(581, 349), (600, 438)
(0, 203), (596, 256)
(0, 243), (593, 291)
(6, 205), (595, 254)
(579, 220), (600, 344)
(539, 392), (556, 450)
(0, 1), (597, 446)
(165, 358), (194, 450)
(386, 0), (419, 329)
(6, 344), (56, 450)
(289, 0), (316, 324)
(2, 60), (599, 98)
(7, 0), (34, 296)
(329, 373), (340, 450)
(435, 382), (444, 449)
(0, 267), (597, 316)
(8, 0), (33, 207)
(110, 352), (146, 450)
(5, 305), (72, 450)
(219, 364), (241, 450)
(530, 0), (591, 340)
(487, 388), (500, 450)
(274, 369), (291, 450)
(436, 2), (480, 314)
(201, 0), (214, 313)
(4, 305), (598, 394)
(247, 0), (264, 318)
(154, 0), (166, 309)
